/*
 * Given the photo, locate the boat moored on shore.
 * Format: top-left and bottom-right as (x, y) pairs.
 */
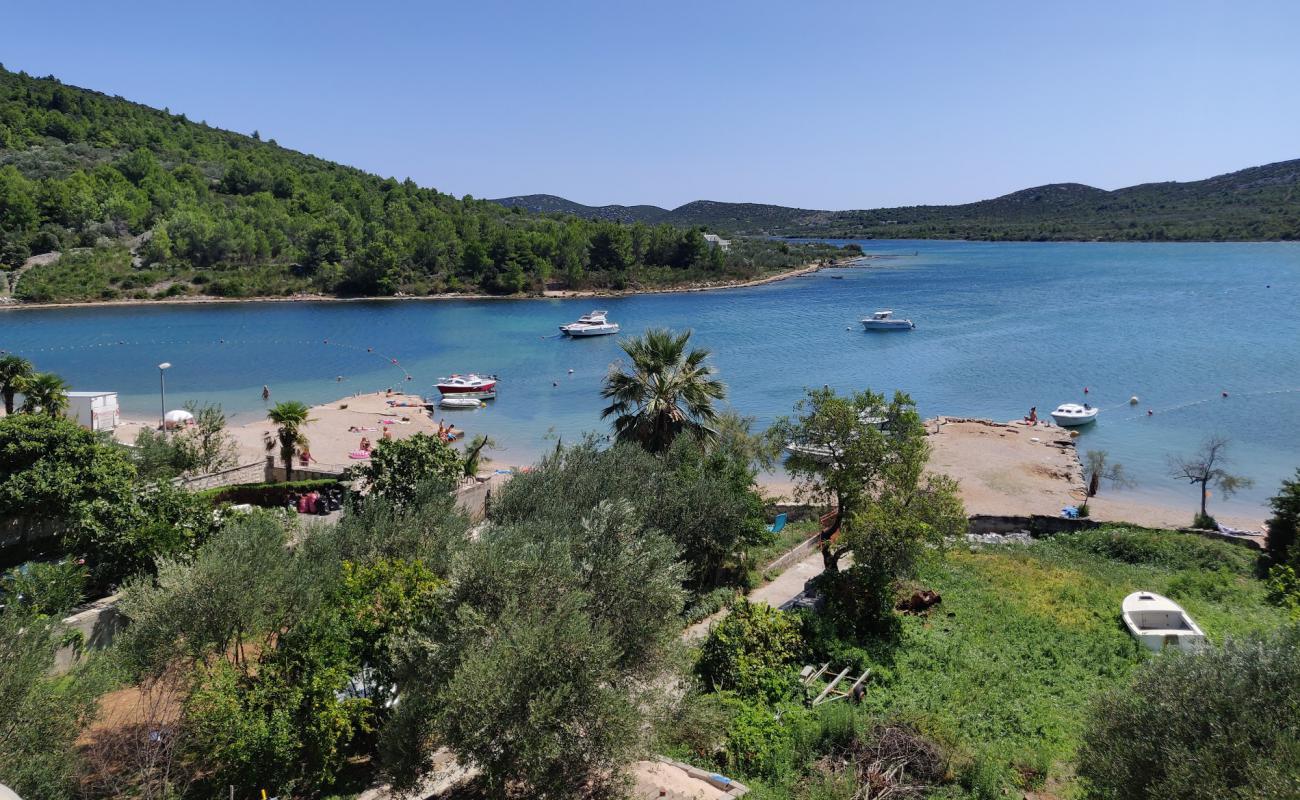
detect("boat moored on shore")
(1050, 403), (1098, 426)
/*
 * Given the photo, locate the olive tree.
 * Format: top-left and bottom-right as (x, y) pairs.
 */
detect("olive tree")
(1168, 435), (1253, 528)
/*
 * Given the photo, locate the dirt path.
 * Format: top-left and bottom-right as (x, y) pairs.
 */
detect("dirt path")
(683, 548), (829, 641)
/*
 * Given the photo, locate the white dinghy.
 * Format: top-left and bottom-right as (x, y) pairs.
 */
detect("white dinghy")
(1121, 591), (1206, 653)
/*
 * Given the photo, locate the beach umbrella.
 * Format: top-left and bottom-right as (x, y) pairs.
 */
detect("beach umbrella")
(164, 409), (194, 429)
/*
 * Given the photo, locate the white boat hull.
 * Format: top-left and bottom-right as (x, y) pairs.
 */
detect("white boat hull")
(439, 397), (483, 409)
(1050, 404), (1098, 427)
(562, 323), (620, 336)
(861, 320), (914, 331)
(1121, 591), (1206, 653)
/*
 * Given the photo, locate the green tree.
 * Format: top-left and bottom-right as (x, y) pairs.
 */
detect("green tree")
(601, 328), (727, 453)
(1264, 469), (1300, 567)
(588, 225), (633, 273)
(0, 353), (34, 415)
(1168, 435), (1254, 527)
(383, 502), (685, 796)
(0, 613), (108, 800)
(358, 432), (462, 505)
(18, 371), (69, 417)
(1079, 625), (1300, 800)
(266, 400), (312, 481)
(768, 389), (965, 635)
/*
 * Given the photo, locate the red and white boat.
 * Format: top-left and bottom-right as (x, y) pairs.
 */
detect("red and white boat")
(435, 374), (498, 395)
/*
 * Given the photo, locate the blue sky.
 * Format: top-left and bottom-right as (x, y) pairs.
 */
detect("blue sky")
(3, 1), (1297, 209)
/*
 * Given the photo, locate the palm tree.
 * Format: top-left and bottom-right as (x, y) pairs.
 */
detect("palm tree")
(19, 371), (70, 418)
(600, 328), (727, 453)
(267, 401), (313, 480)
(0, 355), (34, 415)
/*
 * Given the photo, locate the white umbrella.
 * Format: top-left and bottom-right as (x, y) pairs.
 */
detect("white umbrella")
(164, 409), (194, 429)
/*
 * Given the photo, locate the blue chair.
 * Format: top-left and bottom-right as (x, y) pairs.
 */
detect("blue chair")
(768, 512), (787, 533)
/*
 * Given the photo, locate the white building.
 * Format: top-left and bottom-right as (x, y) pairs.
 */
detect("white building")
(66, 391), (120, 432)
(702, 233), (731, 251)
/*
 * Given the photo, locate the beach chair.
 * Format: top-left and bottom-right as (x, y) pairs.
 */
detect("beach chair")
(768, 512), (787, 534)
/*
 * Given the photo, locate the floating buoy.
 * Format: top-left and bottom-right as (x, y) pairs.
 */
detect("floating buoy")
(568, 368), (574, 374)
(1147, 409), (1154, 416)
(553, 381), (558, 387)
(1129, 396), (1139, 405)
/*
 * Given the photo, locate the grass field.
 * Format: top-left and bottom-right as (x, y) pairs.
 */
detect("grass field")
(704, 527), (1289, 799)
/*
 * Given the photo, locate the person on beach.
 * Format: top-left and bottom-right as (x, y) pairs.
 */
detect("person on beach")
(359, 436), (371, 452)
(262, 385), (270, 401)
(299, 448), (313, 466)
(1025, 406), (1038, 425)
(382, 426), (392, 441)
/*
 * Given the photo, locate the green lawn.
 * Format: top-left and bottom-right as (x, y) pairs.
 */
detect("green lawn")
(713, 527), (1290, 799)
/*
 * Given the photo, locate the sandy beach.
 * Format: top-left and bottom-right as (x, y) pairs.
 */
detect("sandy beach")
(760, 417), (1269, 533)
(114, 391), (517, 475)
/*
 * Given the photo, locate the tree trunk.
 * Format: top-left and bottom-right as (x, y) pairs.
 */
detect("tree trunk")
(820, 504), (844, 572)
(1200, 480), (1208, 517)
(2, 391), (12, 415)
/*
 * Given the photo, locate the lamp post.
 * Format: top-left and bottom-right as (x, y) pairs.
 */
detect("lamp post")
(158, 362), (171, 434)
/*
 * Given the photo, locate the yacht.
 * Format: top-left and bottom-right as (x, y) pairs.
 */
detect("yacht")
(1050, 403), (1098, 426)
(435, 374), (498, 394)
(861, 310), (915, 331)
(560, 310), (620, 337)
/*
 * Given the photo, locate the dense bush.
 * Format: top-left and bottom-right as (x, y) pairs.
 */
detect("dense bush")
(198, 478), (345, 508)
(0, 558), (86, 616)
(697, 599), (804, 701)
(1079, 625), (1300, 800)
(1057, 528), (1258, 574)
(357, 433), (460, 505)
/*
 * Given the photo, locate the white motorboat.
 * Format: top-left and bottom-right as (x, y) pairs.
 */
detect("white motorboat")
(1121, 591), (1206, 653)
(439, 396), (484, 409)
(784, 412), (888, 463)
(560, 310), (620, 337)
(861, 310), (915, 331)
(1050, 403), (1098, 426)
(436, 374), (498, 394)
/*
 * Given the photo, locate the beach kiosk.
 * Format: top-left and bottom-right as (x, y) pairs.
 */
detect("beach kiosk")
(66, 391), (120, 432)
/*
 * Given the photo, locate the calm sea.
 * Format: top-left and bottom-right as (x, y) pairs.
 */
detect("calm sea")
(3, 240), (1298, 516)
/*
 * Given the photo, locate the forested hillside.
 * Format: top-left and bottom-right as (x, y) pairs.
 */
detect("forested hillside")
(494, 161), (1300, 241)
(0, 67), (844, 303)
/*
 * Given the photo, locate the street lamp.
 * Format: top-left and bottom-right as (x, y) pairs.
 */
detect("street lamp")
(158, 362), (171, 434)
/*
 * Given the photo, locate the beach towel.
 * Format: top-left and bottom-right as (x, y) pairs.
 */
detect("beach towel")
(349, 451), (371, 459)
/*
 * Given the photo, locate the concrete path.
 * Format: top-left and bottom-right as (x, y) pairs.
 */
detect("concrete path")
(683, 548), (827, 641)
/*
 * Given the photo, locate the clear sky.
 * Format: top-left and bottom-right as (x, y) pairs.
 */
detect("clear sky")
(3, 1), (1297, 209)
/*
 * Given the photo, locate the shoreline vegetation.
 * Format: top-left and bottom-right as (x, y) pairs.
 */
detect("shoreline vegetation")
(0, 254), (861, 311)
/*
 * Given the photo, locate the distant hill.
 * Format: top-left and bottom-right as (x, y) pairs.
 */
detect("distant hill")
(492, 160), (1300, 241)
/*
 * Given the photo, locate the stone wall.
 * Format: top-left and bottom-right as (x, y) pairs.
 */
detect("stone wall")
(456, 473), (511, 522)
(53, 592), (126, 675)
(967, 514), (1101, 535)
(174, 460), (267, 491)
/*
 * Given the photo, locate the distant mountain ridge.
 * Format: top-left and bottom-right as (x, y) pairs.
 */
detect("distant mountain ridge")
(491, 159), (1300, 241)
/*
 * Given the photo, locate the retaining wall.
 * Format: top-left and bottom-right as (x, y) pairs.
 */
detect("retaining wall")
(174, 460), (266, 491)
(53, 591), (126, 675)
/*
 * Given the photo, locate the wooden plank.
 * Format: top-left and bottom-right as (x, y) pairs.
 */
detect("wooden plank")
(813, 667), (851, 705)
(803, 662), (830, 685)
(846, 669), (871, 697)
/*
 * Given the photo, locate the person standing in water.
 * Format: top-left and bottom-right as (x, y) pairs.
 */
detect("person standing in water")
(262, 385), (270, 402)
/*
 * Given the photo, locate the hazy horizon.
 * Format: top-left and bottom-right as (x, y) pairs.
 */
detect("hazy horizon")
(4, 0), (1297, 209)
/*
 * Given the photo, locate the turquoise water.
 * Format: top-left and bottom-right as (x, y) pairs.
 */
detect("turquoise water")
(3, 240), (1298, 515)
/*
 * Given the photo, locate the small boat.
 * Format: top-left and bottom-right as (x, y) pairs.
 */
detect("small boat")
(1121, 591), (1206, 653)
(861, 310), (915, 331)
(560, 310), (620, 337)
(784, 412), (888, 463)
(436, 374), (498, 394)
(439, 396), (484, 409)
(1050, 403), (1098, 426)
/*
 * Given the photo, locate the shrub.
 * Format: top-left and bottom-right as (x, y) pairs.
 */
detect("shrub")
(1264, 469), (1300, 567)
(1058, 528), (1256, 574)
(0, 559), (86, 616)
(357, 433), (460, 506)
(697, 599), (804, 701)
(1078, 625), (1300, 799)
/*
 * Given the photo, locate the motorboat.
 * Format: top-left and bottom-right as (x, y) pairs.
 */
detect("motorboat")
(436, 374), (498, 394)
(1121, 591), (1206, 653)
(1050, 403), (1098, 427)
(784, 412), (888, 463)
(439, 396), (484, 410)
(861, 310), (915, 331)
(560, 310), (620, 337)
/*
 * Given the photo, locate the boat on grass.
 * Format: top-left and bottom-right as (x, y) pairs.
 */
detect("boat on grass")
(436, 374), (498, 394)
(560, 310), (620, 337)
(861, 310), (915, 331)
(1050, 403), (1098, 426)
(1121, 591), (1206, 653)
